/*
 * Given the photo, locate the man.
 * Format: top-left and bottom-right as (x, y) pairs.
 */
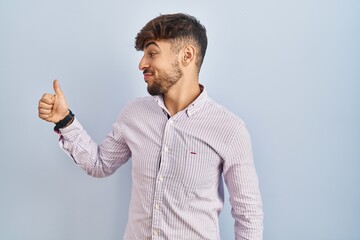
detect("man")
(38, 13), (263, 240)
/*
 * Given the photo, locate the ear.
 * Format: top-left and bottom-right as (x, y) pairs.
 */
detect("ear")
(181, 45), (196, 66)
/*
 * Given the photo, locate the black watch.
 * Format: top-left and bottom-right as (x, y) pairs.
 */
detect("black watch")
(54, 109), (75, 132)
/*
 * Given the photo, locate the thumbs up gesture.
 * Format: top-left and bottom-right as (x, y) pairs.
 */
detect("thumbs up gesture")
(38, 80), (70, 123)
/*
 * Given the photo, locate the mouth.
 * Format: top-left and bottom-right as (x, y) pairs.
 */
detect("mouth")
(143, 74), (152, 81)
(143, 71), (154, 82)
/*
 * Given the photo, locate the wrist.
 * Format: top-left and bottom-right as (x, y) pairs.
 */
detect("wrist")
(54, 109), (75, 133)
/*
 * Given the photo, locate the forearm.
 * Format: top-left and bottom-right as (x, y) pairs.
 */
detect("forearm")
(58, 118), (130, 177)
(233, 190), (263, 240)
(225, 162), (264, 240)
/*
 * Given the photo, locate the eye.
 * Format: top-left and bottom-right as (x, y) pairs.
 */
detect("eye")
(149, 52), (157, 58)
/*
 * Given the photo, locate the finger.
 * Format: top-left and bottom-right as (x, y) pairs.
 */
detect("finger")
(38, 101), (54, 110)
(53, 80), (63, 96)
(40, 93), (55, 105)
(41, 93), (55, 102)
(38, 112), (52, 121)
(38, 107), (52, 115)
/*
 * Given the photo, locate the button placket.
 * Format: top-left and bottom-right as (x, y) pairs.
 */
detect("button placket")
(151, 117), (174, 237)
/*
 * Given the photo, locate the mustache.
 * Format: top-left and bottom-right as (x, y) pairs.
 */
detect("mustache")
(143, 69), (154, 75)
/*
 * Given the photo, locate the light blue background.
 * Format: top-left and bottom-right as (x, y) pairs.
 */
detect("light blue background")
(1, 0), (359, 239)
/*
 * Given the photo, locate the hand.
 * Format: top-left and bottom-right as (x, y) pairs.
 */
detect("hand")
(38, 80), (70, 123)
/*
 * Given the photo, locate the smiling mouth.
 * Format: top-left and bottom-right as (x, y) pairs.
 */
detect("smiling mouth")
(143, 73), (153, 81)
(143, 70), (154, 81)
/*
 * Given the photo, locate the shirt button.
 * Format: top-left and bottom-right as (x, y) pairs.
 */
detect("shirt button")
(153, 230), (158, 236)
(164, 146), (169, 152)
(155, 204), (160, 210)
(169, 119), (174, 125)
(159, 175), (164, 181)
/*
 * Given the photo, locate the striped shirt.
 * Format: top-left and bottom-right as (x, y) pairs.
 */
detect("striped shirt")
(58, 87), (263, 240)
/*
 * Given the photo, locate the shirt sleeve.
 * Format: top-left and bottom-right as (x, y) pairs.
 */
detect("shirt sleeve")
(223, 123), (264, 240)
(58, 114), (131, 178)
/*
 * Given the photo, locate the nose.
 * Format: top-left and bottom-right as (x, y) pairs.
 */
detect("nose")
(138, 55), (149, 71)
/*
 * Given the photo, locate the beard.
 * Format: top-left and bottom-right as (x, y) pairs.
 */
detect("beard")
(147, 60), (183, 96)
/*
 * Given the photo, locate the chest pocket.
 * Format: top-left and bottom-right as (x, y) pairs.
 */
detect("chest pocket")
(168, 148), (222, 191)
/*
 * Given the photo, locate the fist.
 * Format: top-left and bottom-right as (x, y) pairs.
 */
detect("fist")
(38, 80), (69, 123)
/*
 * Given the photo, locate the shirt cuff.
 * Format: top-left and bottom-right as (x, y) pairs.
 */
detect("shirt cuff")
(58, 118), (84, 140)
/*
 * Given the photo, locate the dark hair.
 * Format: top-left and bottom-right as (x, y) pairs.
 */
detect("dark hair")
(135, 13), (208, 70)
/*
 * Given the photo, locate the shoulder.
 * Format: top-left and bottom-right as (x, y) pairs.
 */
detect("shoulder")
(196, 97), (250, 148)
(121, 96), (158, 114)
(204, 98), (254, 162)
(125, 96), (156, 108)
(204, 97), (246, 128)
(117, 96), (162, 122)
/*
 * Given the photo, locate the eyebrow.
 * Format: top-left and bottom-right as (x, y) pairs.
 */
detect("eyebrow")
(144, 41), (159, 49)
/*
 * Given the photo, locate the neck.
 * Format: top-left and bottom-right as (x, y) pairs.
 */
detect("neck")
(163, 76), (201, 116)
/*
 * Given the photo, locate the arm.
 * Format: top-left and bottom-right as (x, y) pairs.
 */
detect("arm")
(38, 80), (131, 177)
(58, 117), (131, 177)
(223, 124), (264, 240)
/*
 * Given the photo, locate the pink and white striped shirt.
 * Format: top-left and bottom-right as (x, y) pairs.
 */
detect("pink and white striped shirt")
(58, 88), (263, 240)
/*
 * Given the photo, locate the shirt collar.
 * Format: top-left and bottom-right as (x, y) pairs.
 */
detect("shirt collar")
(153, 84), (208, 118)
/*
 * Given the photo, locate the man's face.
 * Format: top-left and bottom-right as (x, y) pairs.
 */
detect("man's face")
(139, 40), (183, 96)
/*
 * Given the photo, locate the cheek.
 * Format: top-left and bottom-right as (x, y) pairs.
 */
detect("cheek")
(152, 68), (162, 78)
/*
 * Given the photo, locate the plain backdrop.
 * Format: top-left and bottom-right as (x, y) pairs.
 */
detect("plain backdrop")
(1, 0), (359, 239)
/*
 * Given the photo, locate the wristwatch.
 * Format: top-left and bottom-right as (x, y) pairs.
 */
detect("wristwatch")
(54, 109), (75, 132)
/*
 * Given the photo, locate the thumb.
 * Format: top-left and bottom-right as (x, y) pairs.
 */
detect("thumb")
(53, 79), (63, 96)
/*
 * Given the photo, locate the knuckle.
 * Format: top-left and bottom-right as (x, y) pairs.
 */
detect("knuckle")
(38, 113), (45, 119)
